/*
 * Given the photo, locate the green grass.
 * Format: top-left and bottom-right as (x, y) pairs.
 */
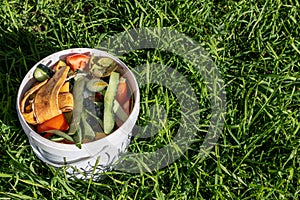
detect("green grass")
(1, 0), (300, 199)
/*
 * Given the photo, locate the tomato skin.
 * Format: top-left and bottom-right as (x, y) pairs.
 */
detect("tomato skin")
(36, 114), (69, 133)
(66, 54), (90, 71)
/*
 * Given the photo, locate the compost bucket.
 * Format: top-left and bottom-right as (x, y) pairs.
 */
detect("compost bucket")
(16, 48), (140, 180)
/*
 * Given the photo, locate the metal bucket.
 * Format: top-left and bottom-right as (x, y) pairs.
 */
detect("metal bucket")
(16, 48), (140, 180)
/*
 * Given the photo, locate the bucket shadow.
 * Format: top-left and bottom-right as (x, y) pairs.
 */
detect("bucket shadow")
(0, 27), (61, 127)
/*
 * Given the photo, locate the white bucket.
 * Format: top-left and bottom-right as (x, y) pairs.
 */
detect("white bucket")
(16, 48), (140, 180)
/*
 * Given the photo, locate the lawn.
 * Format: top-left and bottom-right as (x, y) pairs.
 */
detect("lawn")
(0, 0), (300, 199)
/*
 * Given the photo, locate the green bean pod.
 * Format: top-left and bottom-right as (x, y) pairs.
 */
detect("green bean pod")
(81, 110), (96, 142)
(73, 125), (82, 149)
(45, 130), (74, 142)
(103, 72), (120, 134)
(113, 100), (129, 122)
(68, 75), (86, 148)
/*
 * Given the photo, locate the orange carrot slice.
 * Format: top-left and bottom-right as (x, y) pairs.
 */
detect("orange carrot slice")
(36, 114), (69, 133)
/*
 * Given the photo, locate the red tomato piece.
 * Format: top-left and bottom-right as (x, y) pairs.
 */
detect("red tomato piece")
(66, 53), (90, 71)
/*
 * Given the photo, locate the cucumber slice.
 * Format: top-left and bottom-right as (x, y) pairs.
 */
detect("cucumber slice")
(34, 64), (54, 82)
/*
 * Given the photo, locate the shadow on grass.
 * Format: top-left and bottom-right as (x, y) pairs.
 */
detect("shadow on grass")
(0, 28), (58, 193)
(0, 27), (66, 158)
(0, 28), (62, 127)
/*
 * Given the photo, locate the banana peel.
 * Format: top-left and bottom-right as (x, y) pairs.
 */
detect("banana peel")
(22, 93), (74, 125)
(20, 79), (48, 125)
(34, 66), (70, 124)
(58, 92), (74, 112)
(59, 82), (70, 93)
(21, 66), (74, 125)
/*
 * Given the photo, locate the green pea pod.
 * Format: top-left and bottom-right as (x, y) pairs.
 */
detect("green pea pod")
(103, 72), (120, 134)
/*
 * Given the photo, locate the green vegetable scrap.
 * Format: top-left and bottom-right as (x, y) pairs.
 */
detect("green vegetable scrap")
(68, 75), (86, 148)
(33, 64), (54, 82)
(90, 57), (117, 77)
(45, 130), (75, 142)
(86, 78), (108, 93)
(81, 110), (96, 142)
(103, 72), (120, 134)
(113, 100), (129, 122)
